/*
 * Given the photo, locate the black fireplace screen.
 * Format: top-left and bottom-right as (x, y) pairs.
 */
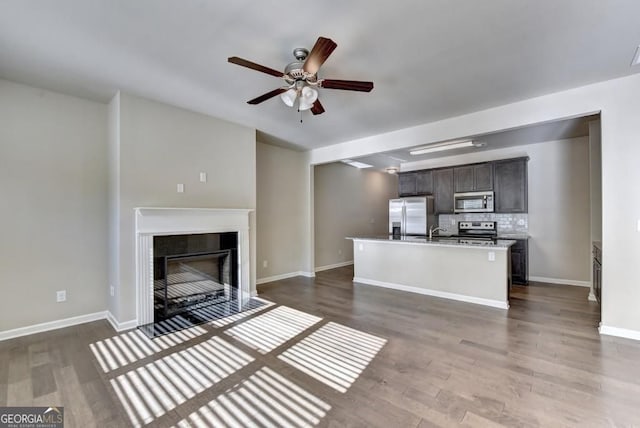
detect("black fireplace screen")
(152, 232), (239, 323)
(155, 250), (235, 319)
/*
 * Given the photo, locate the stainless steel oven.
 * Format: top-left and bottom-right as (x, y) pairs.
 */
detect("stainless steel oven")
(453, 191), (494, 213)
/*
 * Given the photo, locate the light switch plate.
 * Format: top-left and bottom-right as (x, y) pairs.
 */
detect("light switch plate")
(199, 172), (207, 183)
(488, 251), (495, 262)
(358, 243), (364, 251)
(177, 183), (184, 193)
(637, 219), (640, 232)
(56, 290), (66, 302)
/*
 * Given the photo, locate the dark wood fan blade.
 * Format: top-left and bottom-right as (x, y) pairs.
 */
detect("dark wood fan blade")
(247, 88), (287, 105)
(311, 100), (325, 115)
(321, 79), (374, 92)
(228, 56), (284, 77)
(303, 37), (337, 75)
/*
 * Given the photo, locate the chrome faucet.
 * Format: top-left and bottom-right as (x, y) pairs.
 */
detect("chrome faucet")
(429, 225), (446, 240)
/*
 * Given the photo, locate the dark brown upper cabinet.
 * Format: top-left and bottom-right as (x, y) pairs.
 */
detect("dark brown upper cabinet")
(432, 168), (454, 214)
(493, 158), (528, 213)
(454, 163), (493, 193)
(397, 157), (527, 213)
(398, 170), (433, 196)
(398, 172), (417, 196)
(416, 170), (433, 195)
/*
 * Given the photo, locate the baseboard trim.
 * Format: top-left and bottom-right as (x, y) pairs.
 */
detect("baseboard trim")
(314, 261), (354, 272)
(256, 271), (316, 285)
(353, 277), (509, 310)
(0, 311), (108, 342)
(599, 325), (640, 341)
(106, 311), (137, 332)
(529, 276), (591, 287)
(257, 272), (302, 285)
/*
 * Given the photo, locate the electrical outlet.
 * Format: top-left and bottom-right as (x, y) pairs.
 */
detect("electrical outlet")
(56, 290), (66, 302)
(451, 218), (456, 225)
(199, 172), (207, 183)
(637, 219), (640, 232)
(488, 251), (495, 262)
(110, 285), (115, 297)
(262, 260), (268, 268)
(177, 183), (184, 193)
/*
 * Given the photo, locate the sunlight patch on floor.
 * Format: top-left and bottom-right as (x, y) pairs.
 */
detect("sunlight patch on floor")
(174, 367), (331, 428)
(111, 336), (253, 427)
(278, 322), (387, 393)
(90, 325), (207, 373)
(224, 306), (321, 354)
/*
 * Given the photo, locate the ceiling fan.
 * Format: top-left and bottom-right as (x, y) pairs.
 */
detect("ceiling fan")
(228, 36), (374, 116)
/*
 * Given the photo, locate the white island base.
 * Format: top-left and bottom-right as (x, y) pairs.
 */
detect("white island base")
(350, 237), (512, 309)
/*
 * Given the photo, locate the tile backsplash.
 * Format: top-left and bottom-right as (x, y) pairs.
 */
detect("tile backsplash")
(438, 213), (528, 234)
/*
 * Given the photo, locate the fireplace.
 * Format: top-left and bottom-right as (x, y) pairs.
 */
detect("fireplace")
(134, 208), (254, 335)
(153, 233), (238, 322)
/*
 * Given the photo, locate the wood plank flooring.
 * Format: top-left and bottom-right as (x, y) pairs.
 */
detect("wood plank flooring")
(1, 266), (639, 427)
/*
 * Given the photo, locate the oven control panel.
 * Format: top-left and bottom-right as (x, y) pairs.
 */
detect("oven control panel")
(458, 221), (496, 231)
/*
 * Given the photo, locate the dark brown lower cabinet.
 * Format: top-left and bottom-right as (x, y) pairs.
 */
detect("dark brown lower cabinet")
(510, 239), (528, 285)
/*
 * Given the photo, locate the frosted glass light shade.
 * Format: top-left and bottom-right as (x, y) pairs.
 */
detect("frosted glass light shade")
(280, 88), (297, 107)
(298, 86), (318, 111)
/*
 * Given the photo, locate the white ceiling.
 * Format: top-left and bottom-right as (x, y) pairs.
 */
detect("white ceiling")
(0, 1), (639, 150)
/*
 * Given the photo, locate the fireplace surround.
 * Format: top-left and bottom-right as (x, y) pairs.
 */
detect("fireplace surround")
(134, 208), (253, 329)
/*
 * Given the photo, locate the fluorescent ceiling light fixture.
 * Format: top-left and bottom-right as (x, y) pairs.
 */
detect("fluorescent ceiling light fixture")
(410, 139), (475, 155)
(341, 159), (373, 168)
(632, 45), (640, 66)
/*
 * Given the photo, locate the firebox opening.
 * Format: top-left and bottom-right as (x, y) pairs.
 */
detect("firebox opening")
(139, 231), (266, 338)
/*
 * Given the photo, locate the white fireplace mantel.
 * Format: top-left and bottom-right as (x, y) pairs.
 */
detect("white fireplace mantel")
(134, 207), (253, 326)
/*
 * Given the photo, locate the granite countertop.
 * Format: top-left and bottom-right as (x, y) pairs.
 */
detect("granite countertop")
(347, 235), (517, 249)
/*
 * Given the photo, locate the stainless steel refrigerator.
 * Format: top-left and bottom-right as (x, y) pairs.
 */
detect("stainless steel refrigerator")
(389, 196), (436, 236)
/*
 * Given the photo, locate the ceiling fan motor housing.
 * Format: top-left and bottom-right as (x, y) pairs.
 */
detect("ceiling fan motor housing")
(284, 48), (317, 84)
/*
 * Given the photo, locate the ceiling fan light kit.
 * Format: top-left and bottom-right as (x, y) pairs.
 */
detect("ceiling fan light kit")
(228, 36), (374, 116)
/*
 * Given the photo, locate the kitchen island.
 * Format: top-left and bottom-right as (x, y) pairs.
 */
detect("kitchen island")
(347, 236), (516, 309)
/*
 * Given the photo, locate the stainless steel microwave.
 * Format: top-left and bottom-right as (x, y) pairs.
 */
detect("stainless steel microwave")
(454, 191), (494, 213)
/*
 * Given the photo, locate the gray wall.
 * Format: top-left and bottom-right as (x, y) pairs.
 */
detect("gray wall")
(256, 142), (311, 280)
(0, 79), (108, 331)
(314, 163), (398, 269)
(109, 92), (256, 323)
(404, 137), (592, 284)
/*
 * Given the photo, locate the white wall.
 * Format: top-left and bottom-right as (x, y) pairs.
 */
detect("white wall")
(309, 72), (640, 338)
(0, 79), (108, 331)
(109, 92), (256, 324)
(404, 137), (592, 284)
(314, 163), (398, 269)
(256, 142), (312, 281)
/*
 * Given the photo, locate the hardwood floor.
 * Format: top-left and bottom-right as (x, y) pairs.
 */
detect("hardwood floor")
(1, 266), (639, 427)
